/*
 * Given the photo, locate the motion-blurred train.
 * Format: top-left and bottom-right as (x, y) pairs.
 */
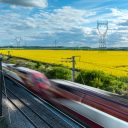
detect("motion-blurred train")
(2, 63), (128, 128)
(2, 64), (51, 97)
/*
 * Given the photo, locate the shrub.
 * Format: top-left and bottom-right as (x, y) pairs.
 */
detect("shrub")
(45, 66), (71, 80)
(7, 58), (17, 64)
(24, 62), (36, 70)
(37, 65), (47, 73)
(35, 62), (41, 69)
(76, 70), (128, 95)
(76, 70), (104, 85)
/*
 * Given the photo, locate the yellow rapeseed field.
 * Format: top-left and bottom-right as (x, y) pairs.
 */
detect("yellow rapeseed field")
(1, 49), (128, 77)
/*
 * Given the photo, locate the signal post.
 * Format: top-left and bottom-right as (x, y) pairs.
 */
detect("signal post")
(0, 55), (3, 117)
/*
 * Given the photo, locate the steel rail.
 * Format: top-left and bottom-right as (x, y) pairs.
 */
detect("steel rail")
(2, 91), (38, 128)
(5, 87), (53, 128)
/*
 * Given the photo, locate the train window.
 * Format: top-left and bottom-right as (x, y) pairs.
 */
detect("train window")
(55, 83), (83, 96)
(35, 78), (50, 85)
(36, 78), (44, 82)
(57, 84), (74, 92)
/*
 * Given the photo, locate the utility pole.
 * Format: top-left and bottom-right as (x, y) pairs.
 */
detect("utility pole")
(71, 56), (75, 82)
(61, 56), (80, 82)
(0, 55), (3, 116)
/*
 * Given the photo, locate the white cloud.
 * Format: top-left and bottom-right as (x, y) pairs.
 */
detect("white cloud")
(0, 0), (48, 8)
(38, 6), (96, 32)
(0, 4), (128, 47)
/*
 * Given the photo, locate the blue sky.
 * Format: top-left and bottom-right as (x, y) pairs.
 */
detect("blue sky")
(0, 0), (128, 47)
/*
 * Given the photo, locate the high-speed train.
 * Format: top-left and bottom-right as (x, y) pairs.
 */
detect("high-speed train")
(50, 79), (128, 128)
(3, 64), (51, 97)
(2, 64), (128, 128)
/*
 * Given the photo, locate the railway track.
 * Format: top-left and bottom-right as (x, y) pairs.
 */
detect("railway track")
(3, 88), (53, 128)
(3, 75), (86, 128)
